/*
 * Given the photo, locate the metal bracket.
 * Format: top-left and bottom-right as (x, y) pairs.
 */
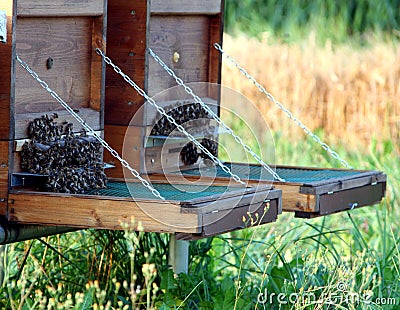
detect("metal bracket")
(0, 11), (6, 44)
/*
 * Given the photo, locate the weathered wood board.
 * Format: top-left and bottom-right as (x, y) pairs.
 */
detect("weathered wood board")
(149, 0), (222, 15)
(0, 1), (15, 141)
(147, 16), (211, 96)
(0, 142), (10, 217)
(1, 0), (107, 221)
(103, 125), (143, 178)
(8, 182), (282, 238)
(17, 0), (105, 17)
(104, 0), (224, 177)
(104, 0), (147, 126)
(15, 17), (95, 113)
(8, 192), (200, 233)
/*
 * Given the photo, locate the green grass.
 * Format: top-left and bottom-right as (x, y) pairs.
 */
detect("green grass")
(0, 131), (398, 309)
(225, 0), (400, 45)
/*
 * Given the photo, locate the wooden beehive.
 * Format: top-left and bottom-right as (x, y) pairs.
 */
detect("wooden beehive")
(103, 0), (224, 177)
(0, 0), (285, 237)
(0, 0), (107, 218)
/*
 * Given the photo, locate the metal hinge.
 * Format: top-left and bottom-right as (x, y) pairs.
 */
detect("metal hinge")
(0, 11), (6, 44)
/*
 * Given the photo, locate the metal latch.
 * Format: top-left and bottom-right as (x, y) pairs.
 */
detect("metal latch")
(0, 11), (6, 44)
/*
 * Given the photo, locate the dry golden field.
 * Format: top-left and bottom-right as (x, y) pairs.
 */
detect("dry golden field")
(221, 34), (400, 153)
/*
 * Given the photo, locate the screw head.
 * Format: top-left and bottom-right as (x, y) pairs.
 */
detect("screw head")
(173, 52), (180, 63)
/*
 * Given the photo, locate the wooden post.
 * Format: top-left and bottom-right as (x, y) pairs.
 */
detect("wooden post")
(168, 234), (189, 274)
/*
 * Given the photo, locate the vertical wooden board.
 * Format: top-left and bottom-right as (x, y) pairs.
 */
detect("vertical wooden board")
(104, 125), (142, 178)
(0, 0), (15, 140)
(208, 14), (223, 85)
(90, 15), (106, 112)
(15, 17), (93, 114)
(105, 58), (146, 125)
(0, 141), (9, 216)
(105, 0), (147, 126)
(147, 15), (210, 96)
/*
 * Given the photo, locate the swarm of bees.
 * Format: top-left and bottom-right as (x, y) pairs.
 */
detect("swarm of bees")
(150, 102), (213, 136)
(151, 102), (219, 166)
(20, 114), (107, 194)
(180, 137), (219, 166)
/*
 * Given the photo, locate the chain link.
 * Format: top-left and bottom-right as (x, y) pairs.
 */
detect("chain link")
(213, 43), (353, 170)
(16, 54), (166, 200)
(148, 48), (285, 182)
(95, 49), (246, 185)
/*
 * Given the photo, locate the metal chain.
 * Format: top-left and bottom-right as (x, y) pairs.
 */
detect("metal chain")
(95, 49), (246, 185)
(16, 54), (166, 200)
(148, 48), (285, 182)
(213, 43), (353, 170)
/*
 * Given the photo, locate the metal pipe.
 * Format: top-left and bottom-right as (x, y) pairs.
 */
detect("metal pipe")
(168, 234), (189, 274)
(0, 224), (78, 245)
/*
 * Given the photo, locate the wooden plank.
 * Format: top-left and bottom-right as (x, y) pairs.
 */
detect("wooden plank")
(201, 198), (279, 237)
(105, 0), (147, 126)
(0, 0), (15, 140)
(296, 183), (385, 218)
(181, 187), (277, 213)
(150, 0), (222, 15)
(147, 15), (210, 97)
(15, 17), (93, 114)
(208, 14), (223, 85)
(8, 192), (200, 233)
(14, 108), (101, 140)
(17, 0), (105, 17)
(276, 183), (317, 212)
(89, 15), (106, 112)
(300, 173), (386, 195)
(103, 125), (143, 178)
(0, 141), (9, 216)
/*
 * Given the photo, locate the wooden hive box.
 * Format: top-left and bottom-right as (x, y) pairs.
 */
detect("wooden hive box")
(0, 0), (284, 238)
(103, 0), (224, 177)
(0, 0), (107, 219)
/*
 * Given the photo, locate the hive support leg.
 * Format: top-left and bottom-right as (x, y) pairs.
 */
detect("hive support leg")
(0, 245), (5, 286)
(168, 234), (189, 274)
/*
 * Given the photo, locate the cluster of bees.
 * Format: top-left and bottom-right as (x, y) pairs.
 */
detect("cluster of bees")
(180, 137), (218, 166)
(151, 102), (213, 136)
(149, 102), (219, 166)
(20, 114), (107, 194)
